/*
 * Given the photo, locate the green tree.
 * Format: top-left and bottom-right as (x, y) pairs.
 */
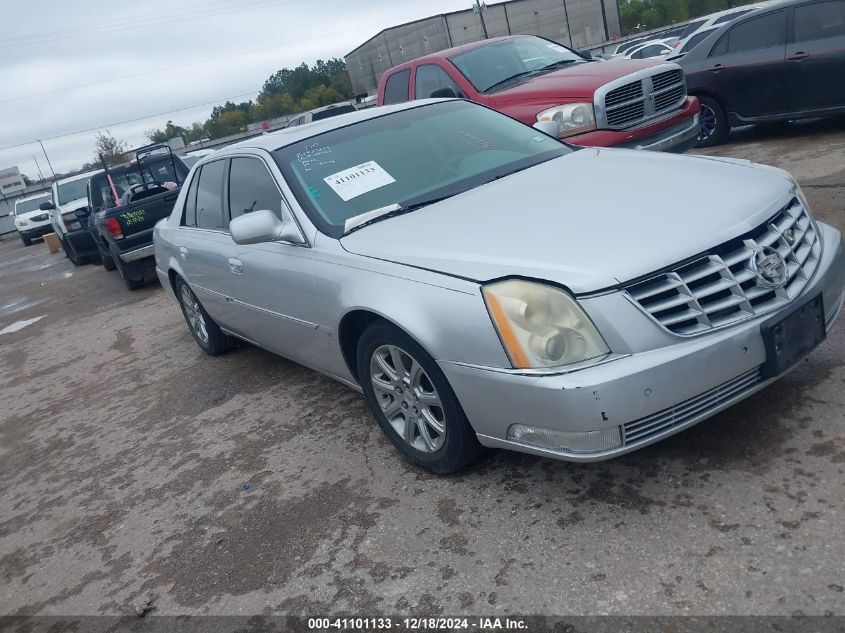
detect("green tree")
(94, 130), (129, 166)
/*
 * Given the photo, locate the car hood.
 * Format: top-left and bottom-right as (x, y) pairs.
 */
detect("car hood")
(17, 210), (51, 221)
(486, 59), (664, 103)
(340, 149), (795, 294)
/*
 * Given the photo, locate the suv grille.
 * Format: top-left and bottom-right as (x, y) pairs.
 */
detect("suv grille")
(600, 67), (687, 129)
(625, 198), (820, 336)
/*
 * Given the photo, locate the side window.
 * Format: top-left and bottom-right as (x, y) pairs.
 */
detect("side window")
(383, 69), (410, 104)
(228, 158), (284, 222)
(726, 11), (786, 53)
(195, 159), (226, 230)
(182, 169), (200, 227)
(414, 64), (462, 99)
(794, 0), (845, 41)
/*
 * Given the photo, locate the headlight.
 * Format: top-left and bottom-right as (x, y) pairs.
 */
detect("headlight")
(536, 103), (596, 138)
(482, 279), (609, 369)
(15, 218), (28, 227)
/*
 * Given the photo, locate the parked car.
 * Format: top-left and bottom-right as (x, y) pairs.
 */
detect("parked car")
(12, 192), (54, 246)
(86, 144), (190, 289)
(285, 102), (357, 128)
(674, 4), (765, 46)
(181, 148), (216, 168)
(43, 169), (102, 265)
(620, 39), (675, 59)
(154, 99), (845, 473)
(679, 0), (845, 147)
(377, 35), (701, 153)
(668, 25), (721, 58)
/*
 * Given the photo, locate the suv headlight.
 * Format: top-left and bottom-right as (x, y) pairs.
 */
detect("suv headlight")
(482, 279), (609, 369)
(15, 218), (28, 227)
(536, 103), (596, 138)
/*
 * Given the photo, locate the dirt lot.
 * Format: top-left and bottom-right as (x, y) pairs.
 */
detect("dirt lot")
(1, 120), (844, 617)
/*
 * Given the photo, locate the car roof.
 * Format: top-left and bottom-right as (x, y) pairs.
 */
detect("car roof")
(55, 169), (101, 185)
(14, 191), (52, 204)
(206, 99), (452, 157)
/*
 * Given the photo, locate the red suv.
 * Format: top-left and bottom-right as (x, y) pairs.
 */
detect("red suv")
(377, 35), (701, 152)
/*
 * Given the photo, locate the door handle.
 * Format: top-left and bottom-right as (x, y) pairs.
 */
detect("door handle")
(787, 51), (809, 61)
(708, 63), (724, 73)
(228, 257), (244, 274)
(179, 246), (188, 259)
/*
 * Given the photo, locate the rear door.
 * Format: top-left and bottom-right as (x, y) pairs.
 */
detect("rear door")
(174, 158), (238, 326)
(705, 10), (788, 118)
(786, 0), (845, 112)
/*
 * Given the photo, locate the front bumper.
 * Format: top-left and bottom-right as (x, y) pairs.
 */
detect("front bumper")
(17, 223), (54, 239)
(567, 96), (701, 153)
(441, 222), (845, 462)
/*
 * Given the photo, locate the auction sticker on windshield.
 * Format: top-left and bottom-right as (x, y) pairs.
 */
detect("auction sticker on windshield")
(324, 161), (395, 201)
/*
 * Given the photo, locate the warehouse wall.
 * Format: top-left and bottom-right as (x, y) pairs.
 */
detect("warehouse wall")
(345, 0), (621, 97)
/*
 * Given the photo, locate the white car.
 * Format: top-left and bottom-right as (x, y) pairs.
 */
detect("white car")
(673, 4), (764, 49)
(181, 148), (216, 168)
(12, 191), (54, 246)
(622, 40), (674, 59)
(285, 102), (357, 128)
(669, 25), (721, 58)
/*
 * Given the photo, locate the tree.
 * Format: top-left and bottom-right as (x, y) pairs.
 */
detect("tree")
(94, 130), (129, 166)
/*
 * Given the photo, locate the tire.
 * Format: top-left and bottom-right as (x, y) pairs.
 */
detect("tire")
(99, 243), (116, 271)
(695, 95), (729, 148)
(357, 321), (483, 474)
(20, 234), (31, 247)
(113, 252), (144, 290)
(175, 277), (233, 355)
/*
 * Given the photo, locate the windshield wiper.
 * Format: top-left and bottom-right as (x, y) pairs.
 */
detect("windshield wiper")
(483, 71), (536, 93)
(343, 194), (457, 235)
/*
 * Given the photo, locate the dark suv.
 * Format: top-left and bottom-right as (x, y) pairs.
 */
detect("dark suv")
(679, 0), (845, 146)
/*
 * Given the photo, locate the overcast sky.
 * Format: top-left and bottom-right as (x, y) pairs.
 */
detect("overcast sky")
(0, 0), (475, 177)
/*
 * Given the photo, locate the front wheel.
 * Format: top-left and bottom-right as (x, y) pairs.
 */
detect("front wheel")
(175, 277), (232, 355)
(696, 95), (728, 148)
(357, 321), (483, 474)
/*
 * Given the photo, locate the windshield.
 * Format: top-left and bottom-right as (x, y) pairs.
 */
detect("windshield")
(89, 159), (181, 211)
(273, 100), (569, 238)
(449, 36), (583, 93)
(57, 178), (91, 205)
(15, 194), (51, 215)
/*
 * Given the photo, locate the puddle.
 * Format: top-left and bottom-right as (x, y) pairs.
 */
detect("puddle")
(0, 315), (46, 335)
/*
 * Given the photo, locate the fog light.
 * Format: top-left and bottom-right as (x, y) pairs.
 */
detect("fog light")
(506, 424), (622, 454)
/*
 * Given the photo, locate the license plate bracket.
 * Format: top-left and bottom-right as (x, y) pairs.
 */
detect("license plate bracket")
(761, 293), (825, 378)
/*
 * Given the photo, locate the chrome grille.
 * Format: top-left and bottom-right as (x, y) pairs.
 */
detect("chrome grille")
(599, 65), (688, 129)
(31, 213), (49, 222)
(623, 367), (763, 445)
(626, 198), (821, 335)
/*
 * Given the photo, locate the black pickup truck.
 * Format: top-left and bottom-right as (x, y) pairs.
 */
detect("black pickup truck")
(87, 144), (189, 290)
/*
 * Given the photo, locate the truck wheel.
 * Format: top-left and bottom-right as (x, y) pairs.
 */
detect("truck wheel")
(175, 277), (233, 355)
(99, 244), (116, 271)
(61, 238), (86, 266)
(20, 234), (32, 247)
(114, 254), (143, 290)
(696, 96), (728, 148)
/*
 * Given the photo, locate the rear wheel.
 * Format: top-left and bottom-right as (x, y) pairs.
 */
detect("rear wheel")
(113, 252), (144, 290)
(98, 243), (116, 271)
(696, 95), (728, 148)
(357, 321), (483, 473)
(175, 277), (233, 355)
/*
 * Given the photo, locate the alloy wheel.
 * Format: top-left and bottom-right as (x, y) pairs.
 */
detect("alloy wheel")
(699, 103), (717, 141)
(180, 285), (209, 345)
(369, 344), (446, 453)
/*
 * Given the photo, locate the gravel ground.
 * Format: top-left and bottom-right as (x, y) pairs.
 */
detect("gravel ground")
(1, 119), (844, 617)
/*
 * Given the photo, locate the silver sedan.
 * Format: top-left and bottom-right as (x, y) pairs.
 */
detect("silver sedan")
(154, 99), (845, 473)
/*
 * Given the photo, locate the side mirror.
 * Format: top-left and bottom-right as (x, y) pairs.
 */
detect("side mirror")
(39, 201), (55, 211)
(430, 87), (457, 99)
(533, 121), (560, 138)
(230, 209), (302, 245)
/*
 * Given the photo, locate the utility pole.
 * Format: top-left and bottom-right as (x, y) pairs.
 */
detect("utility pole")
(31, 155), (46, 183)
(36, 139), (57, 182)
(473, 0), (489, 39)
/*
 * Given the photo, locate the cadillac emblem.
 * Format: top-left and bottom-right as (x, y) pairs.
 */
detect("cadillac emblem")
(751, 246), (787, 288)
